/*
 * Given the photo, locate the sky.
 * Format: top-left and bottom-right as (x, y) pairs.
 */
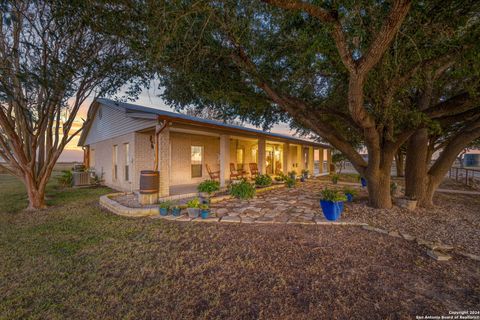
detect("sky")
(61, 86), (295, 162)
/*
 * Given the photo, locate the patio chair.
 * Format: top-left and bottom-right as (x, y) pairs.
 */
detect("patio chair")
(249, 162), (259, 178)
(230, 163), (245, 180)
(236, 163), (248, 176)
(206, 164), (220, 181)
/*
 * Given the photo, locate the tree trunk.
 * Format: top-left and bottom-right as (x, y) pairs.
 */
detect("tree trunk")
(24, 175), (47, 210)
(405, 128), (429, 201)
(366, 169), (393, 208)
(420, 176), (441, 208)
(395, 151), (405, 177)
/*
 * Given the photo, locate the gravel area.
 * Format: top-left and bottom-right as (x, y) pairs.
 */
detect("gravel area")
(211, 179), (480, 256)
(350, 191), (480, 255)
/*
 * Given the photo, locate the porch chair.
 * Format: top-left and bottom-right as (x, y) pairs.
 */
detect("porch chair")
(249, 162), (259, 178)
(206, 164), (220, 181)
(230, 163), (245, 181)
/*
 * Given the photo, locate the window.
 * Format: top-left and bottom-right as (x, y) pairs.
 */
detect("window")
(236, 148), (244, 167)
(191, 146), (203, 178)
(113, 145), (118, 180)
(124, 143), (130, 181)
(304, 148), (309, 168)
(251, 146), (258, 163)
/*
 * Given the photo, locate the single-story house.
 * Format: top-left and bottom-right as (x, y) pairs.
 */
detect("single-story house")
(78, 98), (332, 197)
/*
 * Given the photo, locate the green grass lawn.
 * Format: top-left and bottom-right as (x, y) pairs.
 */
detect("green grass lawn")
(1, 174), (479, 319)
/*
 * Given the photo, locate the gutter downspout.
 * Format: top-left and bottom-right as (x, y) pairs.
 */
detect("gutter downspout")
(154, 118), (168, 171)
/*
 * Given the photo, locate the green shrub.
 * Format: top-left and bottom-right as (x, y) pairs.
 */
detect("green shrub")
(320, 188), (347, 202)
(57, 170), (73, 187)
(197, 180), (220, 194)
(200, 203), (209, 210)
(331, 173), (340, 184)
(285, 177), (296, 188)
(255, 174), (272, 187)
(301, 169), (309, 177)
(186, 197), (201, 208)
(230, 180), (256, 199)
(274, 172), (287, 182)
(343, 187), (358, 196)
(288, 170), (297, 179)
(159, 200), (173, 209)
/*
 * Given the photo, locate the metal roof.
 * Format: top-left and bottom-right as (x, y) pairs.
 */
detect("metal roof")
(79, 98), (330, 148)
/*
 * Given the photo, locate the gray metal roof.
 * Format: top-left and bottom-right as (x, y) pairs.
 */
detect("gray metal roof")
(81, 98), (330, 148)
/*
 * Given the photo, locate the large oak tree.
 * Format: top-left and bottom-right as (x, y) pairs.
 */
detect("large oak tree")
(141, 0), (479, 208)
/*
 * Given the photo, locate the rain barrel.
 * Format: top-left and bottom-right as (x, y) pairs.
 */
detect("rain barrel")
(139, 170), (159, 194)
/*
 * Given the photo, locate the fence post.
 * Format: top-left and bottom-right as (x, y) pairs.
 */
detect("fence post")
(465, 169), (468, 185)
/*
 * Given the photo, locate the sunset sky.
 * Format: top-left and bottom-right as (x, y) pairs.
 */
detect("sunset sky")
(62, 86), (294, 162)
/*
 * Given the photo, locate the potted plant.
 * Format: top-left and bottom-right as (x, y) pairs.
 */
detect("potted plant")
(285, 177), (296, 188)
(186, 197), (201, 218)
(301, 169), (309, 181)
(319, 188), (347, 221)
(171, 204), (182, 217)
(200, 204), (210, 219)
(197, 180), (220, 201)
(360, 176), (367, 187)
(331, 173), (339, 184)
(229, 180), (256, 199)
(159, 200), (172, 216)
(343, 187), (357, 202)
(255, 174), (272, 188)
(288, 170), (297, 180)
(396, 196), (417, 210)
(390, 182), (399, 197)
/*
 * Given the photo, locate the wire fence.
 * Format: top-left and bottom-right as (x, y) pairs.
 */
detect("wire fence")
(448, 167), (480, 186)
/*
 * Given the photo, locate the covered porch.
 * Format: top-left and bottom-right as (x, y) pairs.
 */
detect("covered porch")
(136, 121), (331, 198)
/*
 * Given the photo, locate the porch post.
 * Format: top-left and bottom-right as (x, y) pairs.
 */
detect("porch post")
(327, 148), (333, 173)
(158, 125), (170, 197)
(296, 145), (302, 172)
(283, 142), (290, 174)
(319, 148), (324, 174)
(258, 138), (266, 174)
(219, 135), (230, 187)
(308, 146), (314, 174)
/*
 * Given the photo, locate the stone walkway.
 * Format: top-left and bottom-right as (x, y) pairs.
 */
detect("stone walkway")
(210, 180), (358, 224)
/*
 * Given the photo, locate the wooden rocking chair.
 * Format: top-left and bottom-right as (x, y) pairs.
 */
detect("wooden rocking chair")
(230, 163), (245, 180)
(249, 162), (259, 178)
(206, 164), (220, 181)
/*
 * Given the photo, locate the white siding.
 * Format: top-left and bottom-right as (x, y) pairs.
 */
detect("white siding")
(89, 132), (135, 192)
(84, 104), (156, 146)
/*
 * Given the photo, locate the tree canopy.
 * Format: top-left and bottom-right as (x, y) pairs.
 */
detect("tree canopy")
(139, 0), (480, 207)
(0, 1), (148, 209)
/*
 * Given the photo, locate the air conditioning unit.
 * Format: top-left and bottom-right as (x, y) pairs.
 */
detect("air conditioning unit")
(72, 171), (90, 186)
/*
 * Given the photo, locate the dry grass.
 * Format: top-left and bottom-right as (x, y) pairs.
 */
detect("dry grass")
(1, 175), (479, 319)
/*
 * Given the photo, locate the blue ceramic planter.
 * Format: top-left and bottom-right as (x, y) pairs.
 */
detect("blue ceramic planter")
(346, 193), (353, 202)
(200, 209), (209, 219)
(171, 208), (181, 217)
(360, 177), (367, 187)
(159, 207), (169, 216)
(320, 200), (344, 221)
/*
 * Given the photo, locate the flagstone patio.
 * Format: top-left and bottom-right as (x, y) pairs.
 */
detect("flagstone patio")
(210, 180), (363, 224)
